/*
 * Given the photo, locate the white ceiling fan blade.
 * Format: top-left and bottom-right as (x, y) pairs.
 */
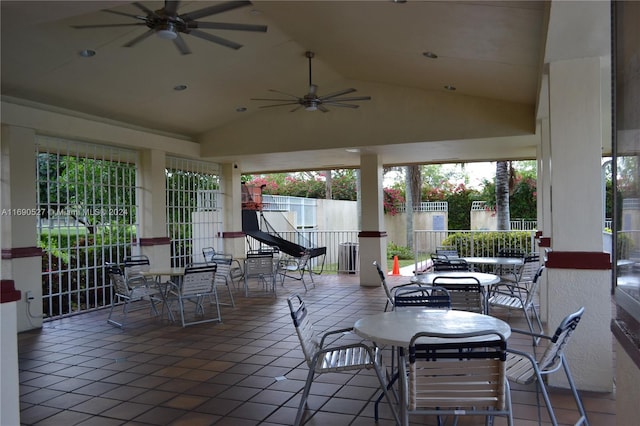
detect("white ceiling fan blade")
(188, 29), (242, 50)
(258, 102), (301, 109)
(321, 102), (360, 109)
(326, 96), (371, 102)
(193, 22), (267, 32)
(319, 88), (356, 100)
(172, 34), (192, 55)
(123, 29), (155, 47)
(267, 89), (300, 99)
(181, 1), (251, 21)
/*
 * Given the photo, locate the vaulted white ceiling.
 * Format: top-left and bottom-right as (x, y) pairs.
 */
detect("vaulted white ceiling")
(1, 1), (549, 173)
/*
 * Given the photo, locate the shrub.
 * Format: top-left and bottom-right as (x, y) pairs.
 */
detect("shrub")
(387, 242), (413, 260)
(440, 231), (535, 257)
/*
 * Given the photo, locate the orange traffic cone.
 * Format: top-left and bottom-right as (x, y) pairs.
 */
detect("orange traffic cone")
(391, 255), (401, 276)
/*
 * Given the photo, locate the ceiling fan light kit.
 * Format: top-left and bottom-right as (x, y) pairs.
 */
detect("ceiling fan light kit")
(72, 1), (267, 55)
(251, 51), (372, 113)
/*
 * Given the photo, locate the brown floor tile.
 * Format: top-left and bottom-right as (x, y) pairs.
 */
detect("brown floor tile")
(17, 274), (615, 426)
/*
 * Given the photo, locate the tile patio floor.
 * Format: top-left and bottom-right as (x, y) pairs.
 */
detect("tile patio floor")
(17, 273), (616, 425)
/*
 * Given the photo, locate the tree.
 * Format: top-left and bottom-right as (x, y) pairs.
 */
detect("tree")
(495, 161), (511, 230)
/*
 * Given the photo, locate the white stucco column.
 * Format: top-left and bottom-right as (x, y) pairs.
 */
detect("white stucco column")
(537, 115), (552, 321)
(546, 56), (613, 392)
(136, 149), (170, 267)
(0, 289), (20, 426)
(0, 125), (43, 332)
(220, 163), (245, 259)
(358, 153), (386, 286)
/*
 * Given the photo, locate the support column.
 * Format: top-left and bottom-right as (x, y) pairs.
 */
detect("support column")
(546, 56), (612, 391)
(0, 125), (43, 332)
(221, 163), (245, 259)
(136, 149), (170, 267)
(358, 153), (386, 287)
(538, 114), (552, 321)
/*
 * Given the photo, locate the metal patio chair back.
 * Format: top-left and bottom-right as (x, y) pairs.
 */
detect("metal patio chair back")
(167, 263), (221, 327)
(207, 253), (236, 307)
(402, 330), (512, 425)
(123, 255), (151, 279)
(373, 260), (394, 311)
(506, 307), (588, 426)
(435, 245), (459, 258)
(432, 275), (484, 313)
(393, 285), (451, 310)
(432, 257), (470, 272)
(244, 252), (276, 297)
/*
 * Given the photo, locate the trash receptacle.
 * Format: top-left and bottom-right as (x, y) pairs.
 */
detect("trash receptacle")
(338, 242), (359, 274)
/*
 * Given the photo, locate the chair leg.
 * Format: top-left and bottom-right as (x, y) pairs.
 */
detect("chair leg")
(534, 370), (559, 426)
(107, 295), (125, 328)
(562, 357), (590, 426)
(373, 363), (401, 426)
(294, 367), (316, 426)
(179, 297), (187, 328)
(531, 306), (544, 345)
(226, 283), (235, 307)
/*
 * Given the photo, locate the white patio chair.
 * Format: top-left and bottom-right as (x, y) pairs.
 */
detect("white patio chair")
(122, 255), (152, 279)
(166, 263), (221, 327)
(244, 252), (276, 297)
(489, 265), (545, 345)
(106, 263), (163, 329)
(287, 294), (400, 426)
(393, 285), (451, 310)
(278, 250), (314, 291)
(401, 330), (513, 426)
(432, 275), (484, 313)
(506, 307), (588, 426)
(205, 253), (236, 307)
(373, 260), (394, 311)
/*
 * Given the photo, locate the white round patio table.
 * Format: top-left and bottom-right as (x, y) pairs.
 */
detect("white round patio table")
(410, 271), (500, 287)
(462, 256), (524, 267)
(353, 309), (511, 348)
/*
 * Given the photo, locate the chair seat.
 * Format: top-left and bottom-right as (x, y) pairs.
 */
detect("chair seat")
(505, 353), (537, 385)
(316, 345), (378, 373)
(489, 293), (525, 310)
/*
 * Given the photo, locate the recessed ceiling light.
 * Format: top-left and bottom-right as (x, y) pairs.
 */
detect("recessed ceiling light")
(423, 51), (438, 59)
(79, 49), (96, 57)
(236, 106), (247, 112)
(444, 85), (456, 91)
(173, 84), (187, 91)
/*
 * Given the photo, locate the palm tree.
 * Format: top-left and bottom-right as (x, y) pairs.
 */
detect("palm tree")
(496, 161), (511, 230)
(406, 165), (421, 249)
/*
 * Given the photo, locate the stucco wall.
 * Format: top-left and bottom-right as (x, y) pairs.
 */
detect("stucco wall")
(316, 199), (358, 231)
(385, 212), (448, 247)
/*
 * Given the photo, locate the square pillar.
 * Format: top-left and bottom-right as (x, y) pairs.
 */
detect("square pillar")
(358, 153), (386, 287)
(220, 163), (245, 259)
(1, 125), (43, 332)
(546, 56), (613, 392)
(136, 149), (170, 266)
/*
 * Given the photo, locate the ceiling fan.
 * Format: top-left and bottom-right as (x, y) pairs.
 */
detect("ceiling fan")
(71, 1), (267, 55)
(251, 51), (371, 112)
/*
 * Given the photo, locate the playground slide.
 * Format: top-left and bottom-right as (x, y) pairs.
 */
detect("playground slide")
(242, 210), (326, 259)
